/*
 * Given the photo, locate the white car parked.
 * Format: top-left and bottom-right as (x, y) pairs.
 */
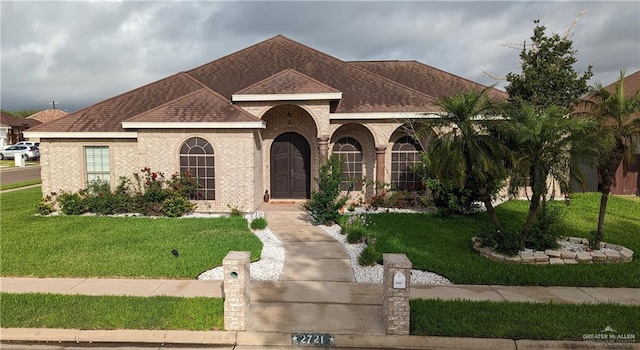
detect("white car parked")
(0, 145), (40, 160)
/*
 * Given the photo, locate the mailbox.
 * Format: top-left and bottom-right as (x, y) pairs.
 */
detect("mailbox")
(393, 272), (406, 289)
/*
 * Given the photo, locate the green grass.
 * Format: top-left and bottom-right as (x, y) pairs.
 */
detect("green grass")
(1, 187), (262, 278)
(0, 178), (42, 191)
(1, 293), (223, 330)
(411, 299), (640, 340)
(368, 193), (640, 287)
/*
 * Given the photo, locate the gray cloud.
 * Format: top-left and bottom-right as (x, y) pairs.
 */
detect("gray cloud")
(1, 1), (638, 112)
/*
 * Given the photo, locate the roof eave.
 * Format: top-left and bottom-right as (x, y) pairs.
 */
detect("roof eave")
(121, 121), (267, 129)
(232, 92), (343, 102)
(23, 131), (138, 139)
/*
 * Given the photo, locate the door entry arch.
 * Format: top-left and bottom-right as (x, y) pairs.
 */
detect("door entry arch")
(270, 132), (310, 199)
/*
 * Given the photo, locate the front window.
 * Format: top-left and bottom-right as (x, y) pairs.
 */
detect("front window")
(391, 136), (422, 190)
(332, 137), (363, 191)
(85, 146), (110, 184)
(180, 137), (215, 200)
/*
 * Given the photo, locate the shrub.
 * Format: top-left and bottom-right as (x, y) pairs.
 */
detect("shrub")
(58, 191), (86, 215)
(304, 156), (347, 224)
(228, 205), (243, 217)
(163, 195), (195, 217)
(359, 239), (382, 266)
(37, 195), (54, 215)
(479, 227), (522, 256)
(526, 203), (563, 251)
(166, 170), (200, 199)
(250, 217), (268, 230)
(346, 226), (366, 244)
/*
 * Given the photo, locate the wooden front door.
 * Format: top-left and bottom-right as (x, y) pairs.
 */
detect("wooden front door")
(271, 132), (310, 199)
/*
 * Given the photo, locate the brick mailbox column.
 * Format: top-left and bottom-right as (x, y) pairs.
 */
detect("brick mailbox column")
(223, 251), (251, 331)
(383, 253), (412, 335)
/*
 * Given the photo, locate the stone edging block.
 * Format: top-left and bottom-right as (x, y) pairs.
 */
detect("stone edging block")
(471, 237), (634, 265)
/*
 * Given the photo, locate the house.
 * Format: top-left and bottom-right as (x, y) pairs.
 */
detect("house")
(1, 111), (41, 148)
(27, 109), (68, 124)
(24, 35), (505, 212)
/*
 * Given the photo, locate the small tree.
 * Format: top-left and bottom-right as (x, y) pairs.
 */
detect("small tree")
(506, 19), (593, 110)
(581, 71), (640, 247)
(504, 103), (596, 245)
(423, 89), (512, 230)
(304, 155), (347, 225)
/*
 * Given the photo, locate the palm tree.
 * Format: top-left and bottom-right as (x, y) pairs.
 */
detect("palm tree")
(426, 89), (512, 230)
(506, 103), (595, 245)
(582, 71), (640, 245)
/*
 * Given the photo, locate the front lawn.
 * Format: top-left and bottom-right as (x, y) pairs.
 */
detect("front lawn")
(411, 299), (640, 340)
(368, 193), (640, 287)
(0, 187), (262, 278)
(1, 293), (223, 330)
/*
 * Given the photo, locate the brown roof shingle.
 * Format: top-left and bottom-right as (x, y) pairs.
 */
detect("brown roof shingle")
(235, 68), (341, 95)
(1, 111), (41, 128)
(32, 35), (506, 134)
(26, 109), (68, 124)
(350, 60), (508, 101)
(125, 88), (262, 123)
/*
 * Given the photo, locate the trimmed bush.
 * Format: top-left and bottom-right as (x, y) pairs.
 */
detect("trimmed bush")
(250, 217), (268, 230)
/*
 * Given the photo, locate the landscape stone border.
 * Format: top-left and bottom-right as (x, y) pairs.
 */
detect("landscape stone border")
(472, 237), (634, 265)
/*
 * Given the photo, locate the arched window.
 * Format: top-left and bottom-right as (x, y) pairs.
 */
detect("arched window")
(332, 137), (363, 191)
(391, 136), (422, 190)
(180, 137), (215, 200)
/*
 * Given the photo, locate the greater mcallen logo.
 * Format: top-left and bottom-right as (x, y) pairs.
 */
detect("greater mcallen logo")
(583, 326), (636, 342)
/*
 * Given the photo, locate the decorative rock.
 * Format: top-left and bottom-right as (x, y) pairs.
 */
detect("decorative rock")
(560, 251), (576, 259)
(563, 259), (578, 264)
(505, 255), (522, 264)
(549, 258), (564, 265)
(490, 251), (506, 262)
(591, 251), (606, 263)
(473, 241), (482, 249)
(568, 237), (583, 244)
(520, 252), (536, 264)
(604, 251), (621, 263)
(619, 249), (634, 262)
(534, 251), (549, 262)
(575, 252), (593, 263)
(477, 247), (493, 257)
(545, 250), (561, 258)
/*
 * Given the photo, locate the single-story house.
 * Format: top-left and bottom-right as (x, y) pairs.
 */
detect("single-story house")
(25, 35), (506, 212)
(1, 111), (41, 148)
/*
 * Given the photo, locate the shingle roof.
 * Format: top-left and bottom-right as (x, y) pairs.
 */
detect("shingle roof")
(235, 68), (341, 95)
(125, 88), (262, 123)
(26, 109), (68, 124)
(603, 70), (640, 97)
(350, 60), (508, 101)
(31, 35), (505, 134)
(1, 111), (41, 128)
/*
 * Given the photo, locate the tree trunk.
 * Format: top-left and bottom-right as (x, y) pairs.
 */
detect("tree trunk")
(597, 142), (626, 238)
(521, 194), (540, 246)
(479, 187), (500, 230)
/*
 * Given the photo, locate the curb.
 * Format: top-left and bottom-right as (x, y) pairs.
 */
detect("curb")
(2, 328), (638, 350)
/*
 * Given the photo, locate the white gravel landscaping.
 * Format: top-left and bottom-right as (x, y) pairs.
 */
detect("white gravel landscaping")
(197, 211), (451, 284)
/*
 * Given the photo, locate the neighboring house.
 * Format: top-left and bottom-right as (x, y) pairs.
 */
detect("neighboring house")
(25, 35), (506, 212)
(1, 111), (41, 148)
(27, 109), (68, 124)
(573, 70), (640, 196)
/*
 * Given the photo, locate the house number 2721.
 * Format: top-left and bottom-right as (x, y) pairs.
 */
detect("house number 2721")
(291, 333), (334, 346)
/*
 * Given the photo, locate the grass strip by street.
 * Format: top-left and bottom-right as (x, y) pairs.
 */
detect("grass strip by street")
(411, 299), (640, 340)
(369, 193), (640, 287)
(0, 187), (262, 278)
(1, 293), (223, 330)
(0, 178), (42, 191)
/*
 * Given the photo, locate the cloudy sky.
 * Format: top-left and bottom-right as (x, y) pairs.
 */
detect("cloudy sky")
(1, 1), (638, 113)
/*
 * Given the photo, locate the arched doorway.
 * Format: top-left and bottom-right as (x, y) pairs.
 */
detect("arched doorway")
(270, 132), (310, 199)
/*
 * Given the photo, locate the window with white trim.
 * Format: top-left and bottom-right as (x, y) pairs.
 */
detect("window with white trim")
(180, 137), (215, 200)
(332, 137), (363, 191)
(391, 136), (422, 190)
(85, 146), (110, 184)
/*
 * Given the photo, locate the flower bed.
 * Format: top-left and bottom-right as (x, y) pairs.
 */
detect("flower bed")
(472, 236), (634, 264)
